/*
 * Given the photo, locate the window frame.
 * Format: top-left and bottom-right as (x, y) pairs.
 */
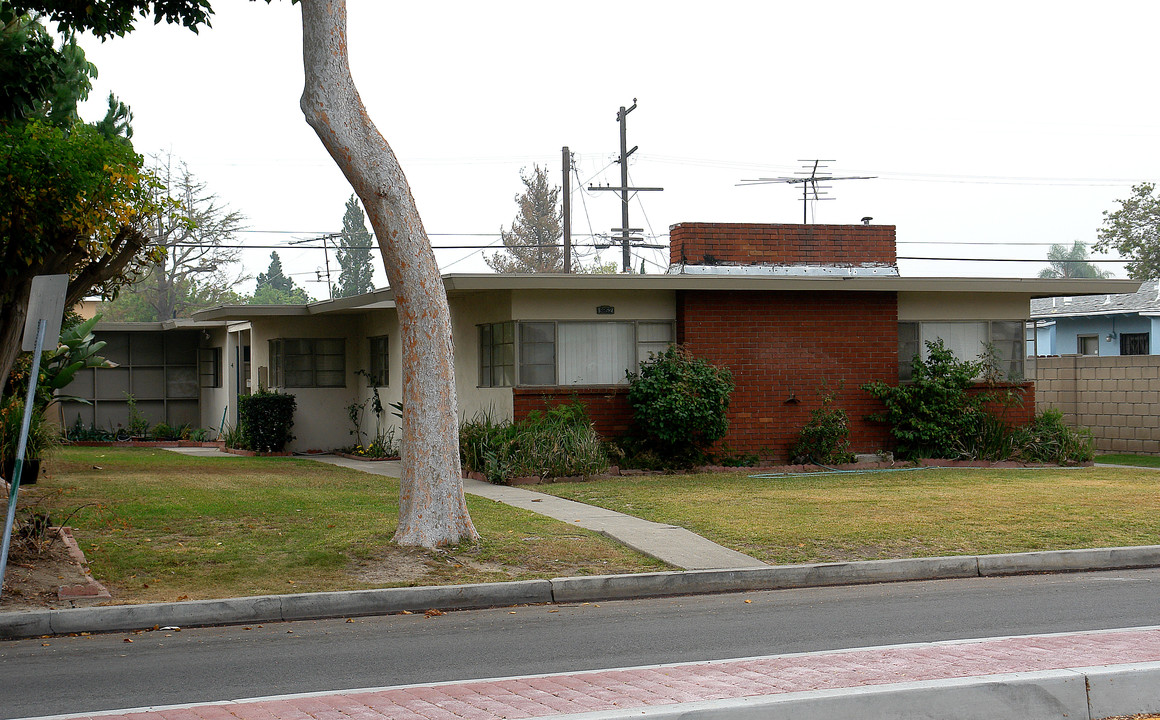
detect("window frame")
(368, 335), (389, 387)
(479, 319), (675, 388)
(198, 346), (222, 388)
(267, 337), (346, 389)
(478, 321), (515, 388)
(1120, 332), (1150, 356)
(1077, 334), (1100, 356)
(898, 320), (1028, 383)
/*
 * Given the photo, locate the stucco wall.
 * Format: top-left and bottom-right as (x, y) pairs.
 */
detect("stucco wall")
(898, 292), (1030, 321)
(246, 314), (363, 452)
(450, 290), (514, 423)
(1036, 355), (1160, 454)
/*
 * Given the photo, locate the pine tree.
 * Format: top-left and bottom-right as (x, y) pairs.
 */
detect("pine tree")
(486, 165), (568, 273)
(255, 251), (293, 292)
(251, 252), (311, 304)
(334, 194), (375, 297)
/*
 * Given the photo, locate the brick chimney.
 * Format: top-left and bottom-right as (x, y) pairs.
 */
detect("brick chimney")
(669, 223), (897, 268)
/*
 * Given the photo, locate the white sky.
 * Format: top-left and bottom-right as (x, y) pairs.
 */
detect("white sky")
(76, 1), (1160, 297)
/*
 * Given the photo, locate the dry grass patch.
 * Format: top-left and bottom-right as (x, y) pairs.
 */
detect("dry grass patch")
(6, 447), (665, 607)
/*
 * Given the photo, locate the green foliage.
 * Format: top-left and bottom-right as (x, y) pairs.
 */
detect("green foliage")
(0, 395), (59, 462)
(2, 0), (214, 39)
(790, 394), (856, 465)
(40, 313), (114, 400)
(1011, 409), (1094, 464)
(486, 165), (568, 273)
(0, 9), (95, 125)
(460, 402), (608, 484)
(626, 345), (734, 465)
(236, 390), (296, 453)
(335, 194), (375, 298)
(1094, 182), (1160, 280)
(251, 252), (312, 304)
(862, 340), (987, 460)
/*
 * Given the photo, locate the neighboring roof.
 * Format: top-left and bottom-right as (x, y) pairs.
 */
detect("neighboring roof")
(1031, 279), (1160, 319)
(96, 319), (229, 332)
(191, 273), (1141, 322)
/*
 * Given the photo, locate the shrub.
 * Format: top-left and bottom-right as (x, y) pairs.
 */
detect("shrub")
(790, 395), (856, 465)
(862, 340), (987, 460)
(237, 390), (297, 452)
(626, 345), (734, 465)
(150, 422), (176, 441)
(1013, 409), (1095, 464)
(460, 402), (608, 484)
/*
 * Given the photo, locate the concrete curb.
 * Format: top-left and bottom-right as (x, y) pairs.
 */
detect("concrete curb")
(3, 545), (1160, 640)
(515, 663), (1160, 720)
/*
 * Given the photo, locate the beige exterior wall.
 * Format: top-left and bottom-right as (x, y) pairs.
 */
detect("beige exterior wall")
(1036, 355), (1160, 454)
(245, 314), (363, 452)
(898, 292), (1029, 321)
(450, 290), (514, 422)
(511, 289), (675, 321)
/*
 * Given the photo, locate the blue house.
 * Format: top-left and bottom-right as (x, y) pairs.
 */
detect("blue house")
(1032, 279), (1156, 356)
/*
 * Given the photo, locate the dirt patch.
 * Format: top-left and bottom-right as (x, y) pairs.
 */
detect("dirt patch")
(0, 534), (96, 612)
(349, 546), (513, 585)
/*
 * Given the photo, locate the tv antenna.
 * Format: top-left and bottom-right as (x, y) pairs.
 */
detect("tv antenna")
(738, 160), (875, 224)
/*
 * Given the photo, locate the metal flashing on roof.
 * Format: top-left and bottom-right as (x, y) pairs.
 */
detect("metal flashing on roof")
(670, 263), (900, 277)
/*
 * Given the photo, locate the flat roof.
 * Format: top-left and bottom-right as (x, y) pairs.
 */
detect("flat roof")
(190, 273), (1140, 321)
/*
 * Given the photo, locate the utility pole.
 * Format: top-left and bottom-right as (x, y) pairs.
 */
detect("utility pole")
(562, 146), (572, 273)
(589, 99), (662, 272)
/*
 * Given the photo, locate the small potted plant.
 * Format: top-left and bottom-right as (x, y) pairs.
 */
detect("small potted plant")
(0, 396), (60, 485)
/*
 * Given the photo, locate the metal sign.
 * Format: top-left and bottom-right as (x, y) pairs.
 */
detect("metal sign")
(22, 274), (68, 351)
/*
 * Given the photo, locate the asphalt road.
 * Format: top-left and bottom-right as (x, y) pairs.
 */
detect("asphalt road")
(2, 568), (1159, 719)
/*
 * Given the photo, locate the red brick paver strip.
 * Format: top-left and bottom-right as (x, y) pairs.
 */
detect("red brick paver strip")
(63, 627), (1160, 720)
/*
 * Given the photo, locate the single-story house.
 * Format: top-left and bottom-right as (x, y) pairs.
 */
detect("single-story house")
(1032, 279), (1160, 357)
(59, 223), (1134, 459)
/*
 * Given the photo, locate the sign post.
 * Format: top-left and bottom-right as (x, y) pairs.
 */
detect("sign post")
(0, 274), (68, 599)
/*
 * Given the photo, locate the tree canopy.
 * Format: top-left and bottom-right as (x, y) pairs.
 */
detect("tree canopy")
(252, 252), (311, 304)
(1038, 241), (1111, 279)
(1, 0), (213, 39)
(99, 154), (248, 320)
(1094, 182), (1160, 280)
(334, 194), (374, 298)
(486, 165), (568, 273)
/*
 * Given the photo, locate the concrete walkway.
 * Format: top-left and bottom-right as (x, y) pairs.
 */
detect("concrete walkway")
(306, 455), (768, 570)
(33, 627), (1160, 720)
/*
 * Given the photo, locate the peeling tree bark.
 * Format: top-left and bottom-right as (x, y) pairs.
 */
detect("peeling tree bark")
(300, 0), (477, 547)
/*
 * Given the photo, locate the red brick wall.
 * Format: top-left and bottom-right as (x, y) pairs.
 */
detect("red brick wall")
(973, 384), (1036, 427)
(513, 386), (632, 438)
(677, 289), (898, 459)
(670, 223), (897, 267)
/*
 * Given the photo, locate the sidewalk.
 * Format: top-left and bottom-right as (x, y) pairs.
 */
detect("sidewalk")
(33, 627), (1160, 720)
(307, 455), (767, 570)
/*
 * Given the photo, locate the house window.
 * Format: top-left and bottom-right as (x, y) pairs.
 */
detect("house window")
(198, 347), (222, 388)
(482, 320), (674, 387)
(368, 335), (389, 386)
(268, 338), (345, 388)
(1077, 335), (1100, 356)
(479, 322), (515, 388)
(1121, 332), (1149, 356)
(898, 320), (1026, 382)
(519, 322), (557, 386)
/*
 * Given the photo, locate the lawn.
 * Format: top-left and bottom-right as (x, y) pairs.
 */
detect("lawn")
(536, 465), (1160, 565)
(18, 447), (667, 604)
(1096, 454), (1160, 469)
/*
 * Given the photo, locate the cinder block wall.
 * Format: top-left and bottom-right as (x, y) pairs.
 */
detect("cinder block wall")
(669, 223), (897, 267)
(1036, 355), (1160, 454)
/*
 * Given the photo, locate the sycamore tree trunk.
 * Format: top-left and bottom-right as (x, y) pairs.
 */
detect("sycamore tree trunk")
(299, 0), (477, 547)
